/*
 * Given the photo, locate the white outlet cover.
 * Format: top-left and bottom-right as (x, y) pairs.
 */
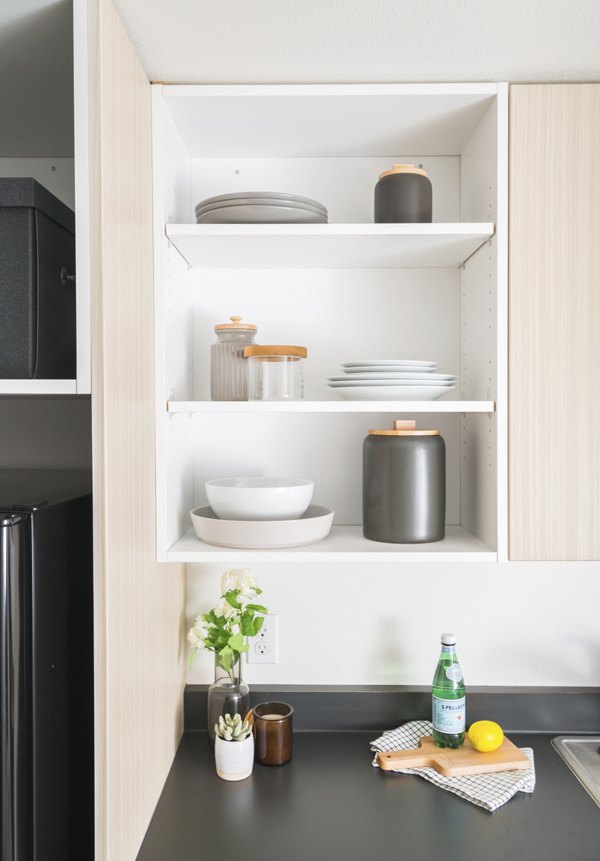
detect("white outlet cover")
(247, 614), (278, 664)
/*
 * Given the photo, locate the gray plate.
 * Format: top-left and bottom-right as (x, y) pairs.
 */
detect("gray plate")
(195, 197), (328, 218)
(197, 205), (328, 224)
(195, 191), (327, 211)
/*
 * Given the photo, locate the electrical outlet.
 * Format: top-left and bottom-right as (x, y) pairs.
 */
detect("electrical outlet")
(247, 614), (278, 664)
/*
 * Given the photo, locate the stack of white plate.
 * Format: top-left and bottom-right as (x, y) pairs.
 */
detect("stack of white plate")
(327, 360), (457, 400)
(195, 192), (328, 224)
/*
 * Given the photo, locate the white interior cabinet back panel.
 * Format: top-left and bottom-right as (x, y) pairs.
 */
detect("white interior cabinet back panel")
(153, 83), (508, 563)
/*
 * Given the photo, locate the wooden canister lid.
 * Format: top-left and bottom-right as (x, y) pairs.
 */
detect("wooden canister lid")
(378, 163), (429, 180)
(214, 315), (257, 331)
(369, 419), (440, 436)
(243, 345), (307, 359)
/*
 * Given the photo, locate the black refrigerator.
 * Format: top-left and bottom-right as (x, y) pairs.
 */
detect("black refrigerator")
(0, 470), (94, 860)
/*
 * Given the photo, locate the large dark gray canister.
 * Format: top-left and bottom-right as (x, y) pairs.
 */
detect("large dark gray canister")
(363, 419), (445, 543)
(374, 163), (432, 223)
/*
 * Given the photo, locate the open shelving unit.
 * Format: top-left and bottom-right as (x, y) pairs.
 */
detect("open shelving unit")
(152, 83), (508, 563)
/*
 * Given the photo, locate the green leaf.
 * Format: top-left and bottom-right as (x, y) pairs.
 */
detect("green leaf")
(245, 603), (268, 614)
(224, 589), (241, 609)
(228, 632), (245, 652)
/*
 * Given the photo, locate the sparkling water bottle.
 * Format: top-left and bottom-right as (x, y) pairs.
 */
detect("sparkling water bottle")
(432, 633), (465, 748)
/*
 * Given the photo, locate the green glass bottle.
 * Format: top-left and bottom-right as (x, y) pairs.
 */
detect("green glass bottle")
(432, 632), (465, 748)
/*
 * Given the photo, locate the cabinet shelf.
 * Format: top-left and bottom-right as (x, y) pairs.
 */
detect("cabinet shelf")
(0, 380), (77, 395)
(165, 223), (495, 269)
(167, 400), (495, 414)
(167, 525), (496, 562)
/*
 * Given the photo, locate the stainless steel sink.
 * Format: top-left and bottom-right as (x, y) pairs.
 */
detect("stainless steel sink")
(552, 736), (600, 807)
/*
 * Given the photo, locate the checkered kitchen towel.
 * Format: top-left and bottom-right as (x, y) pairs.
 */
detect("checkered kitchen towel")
(371, 720), (535, 812)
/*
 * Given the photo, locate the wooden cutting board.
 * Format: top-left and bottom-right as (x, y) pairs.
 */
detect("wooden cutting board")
(376, 735), (530, 777)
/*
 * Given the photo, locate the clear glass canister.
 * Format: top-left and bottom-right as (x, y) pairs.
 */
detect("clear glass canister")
(243, 345), (307, 400)
(211, 316), (257, 401)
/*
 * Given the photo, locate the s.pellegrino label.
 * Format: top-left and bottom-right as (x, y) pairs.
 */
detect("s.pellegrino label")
(432, 695), (466, 734)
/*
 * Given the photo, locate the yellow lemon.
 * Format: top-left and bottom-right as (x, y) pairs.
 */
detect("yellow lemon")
(467, 720), (504, 752)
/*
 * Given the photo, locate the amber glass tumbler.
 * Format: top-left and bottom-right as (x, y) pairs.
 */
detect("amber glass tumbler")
(252, 701), (294, 765)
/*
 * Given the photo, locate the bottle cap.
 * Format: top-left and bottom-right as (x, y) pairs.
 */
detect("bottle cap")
(441, 632), (456, 645)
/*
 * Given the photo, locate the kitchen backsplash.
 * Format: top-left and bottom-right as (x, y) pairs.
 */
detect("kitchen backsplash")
(186, 560), (600, 687)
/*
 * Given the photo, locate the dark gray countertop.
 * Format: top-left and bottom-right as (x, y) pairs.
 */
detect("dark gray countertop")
(136, 731), (600, 861)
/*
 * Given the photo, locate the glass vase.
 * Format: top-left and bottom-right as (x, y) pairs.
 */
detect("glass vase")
(207, 653), (250, 745)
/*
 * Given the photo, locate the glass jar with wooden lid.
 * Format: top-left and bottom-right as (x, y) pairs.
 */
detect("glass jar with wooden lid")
(211, 315), (257, 401)
(243, 345), (307, 401)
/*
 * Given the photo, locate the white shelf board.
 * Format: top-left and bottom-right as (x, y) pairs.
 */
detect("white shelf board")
(167, 400), (495, 414)
(162, 84), (499, 157)
(0, 380), (77, 395)
(168, 525), (496, 563)
(165, 223), (495, 269)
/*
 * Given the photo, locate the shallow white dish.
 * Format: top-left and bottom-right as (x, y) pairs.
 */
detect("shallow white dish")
(328, 379), (454, 388)
(329, 372), (455, 381)
(197, 205), (328, 224)
(342, 360), (436, 368)
(331, 385), (455, 400)
(205, 476), (313, 521)
(190, 505), (334, 549)
(195, 191), (327, 211)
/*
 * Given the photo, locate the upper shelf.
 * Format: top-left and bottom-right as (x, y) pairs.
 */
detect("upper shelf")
(167, 400), (495, 414)
(165, 223), (495, 269)
(161, 84), (499, 157)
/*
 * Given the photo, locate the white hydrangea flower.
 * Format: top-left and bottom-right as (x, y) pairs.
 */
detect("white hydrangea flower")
(187, 622), (208, 648)
(221, 567), (256, 595)
(214, 597), (237, 619)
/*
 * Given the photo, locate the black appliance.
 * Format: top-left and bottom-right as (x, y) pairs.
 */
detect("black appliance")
(0, 470), (93, 860)
(0, 179), (76, 379)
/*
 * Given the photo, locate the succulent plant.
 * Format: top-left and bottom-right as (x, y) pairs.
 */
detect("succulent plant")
(215, 713), (253, 742)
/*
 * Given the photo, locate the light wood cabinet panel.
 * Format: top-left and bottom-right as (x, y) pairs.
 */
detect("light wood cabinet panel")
(509, 84), (600, 560)
(89, 1), (186, 858)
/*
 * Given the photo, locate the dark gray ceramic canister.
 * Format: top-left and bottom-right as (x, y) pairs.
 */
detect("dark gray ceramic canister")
(363, 419), (445, 543)
(374, 163), (432, 223)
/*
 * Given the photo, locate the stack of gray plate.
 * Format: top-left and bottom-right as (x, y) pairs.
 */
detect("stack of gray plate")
(195, 192), (328, 224)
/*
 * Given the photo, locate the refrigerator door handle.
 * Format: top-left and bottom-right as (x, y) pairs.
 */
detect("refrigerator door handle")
(1, 513), (27, 861)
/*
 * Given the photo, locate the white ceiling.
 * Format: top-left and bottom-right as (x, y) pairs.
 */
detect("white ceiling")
(113, 0), (600, 84)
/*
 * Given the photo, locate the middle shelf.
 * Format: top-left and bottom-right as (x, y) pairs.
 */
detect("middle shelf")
(165, 222), (495, 269)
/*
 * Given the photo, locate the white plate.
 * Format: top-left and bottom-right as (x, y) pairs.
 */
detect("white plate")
(328, 379), (455, 387)
(331, 385), (455, 400)
(328, 372), (456, 382)
(195, 197), (328, 217)
(341, 365), (438, 375)
(197, 205), (328, 224)
(195, 191), (327, 211)
(189, 504), (334, 549)
(342, 360), (437, 368)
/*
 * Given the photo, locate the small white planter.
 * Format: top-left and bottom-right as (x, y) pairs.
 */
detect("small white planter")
(214, 734), (254, 781)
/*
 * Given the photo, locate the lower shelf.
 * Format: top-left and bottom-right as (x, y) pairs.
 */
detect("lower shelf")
(167, 525), (496, 563)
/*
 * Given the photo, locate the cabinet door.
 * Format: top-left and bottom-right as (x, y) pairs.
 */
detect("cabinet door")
(81, 1), (186, 859)
(509, 84), (600, 560)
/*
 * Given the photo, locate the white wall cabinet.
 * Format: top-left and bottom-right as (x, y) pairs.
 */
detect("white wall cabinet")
(152, 83), (508, 564)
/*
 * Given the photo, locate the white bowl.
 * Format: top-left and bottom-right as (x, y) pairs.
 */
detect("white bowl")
(205, 477), (314, 521)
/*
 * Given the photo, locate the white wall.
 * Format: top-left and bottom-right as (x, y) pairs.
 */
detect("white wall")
(187, 559), (600, 687)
